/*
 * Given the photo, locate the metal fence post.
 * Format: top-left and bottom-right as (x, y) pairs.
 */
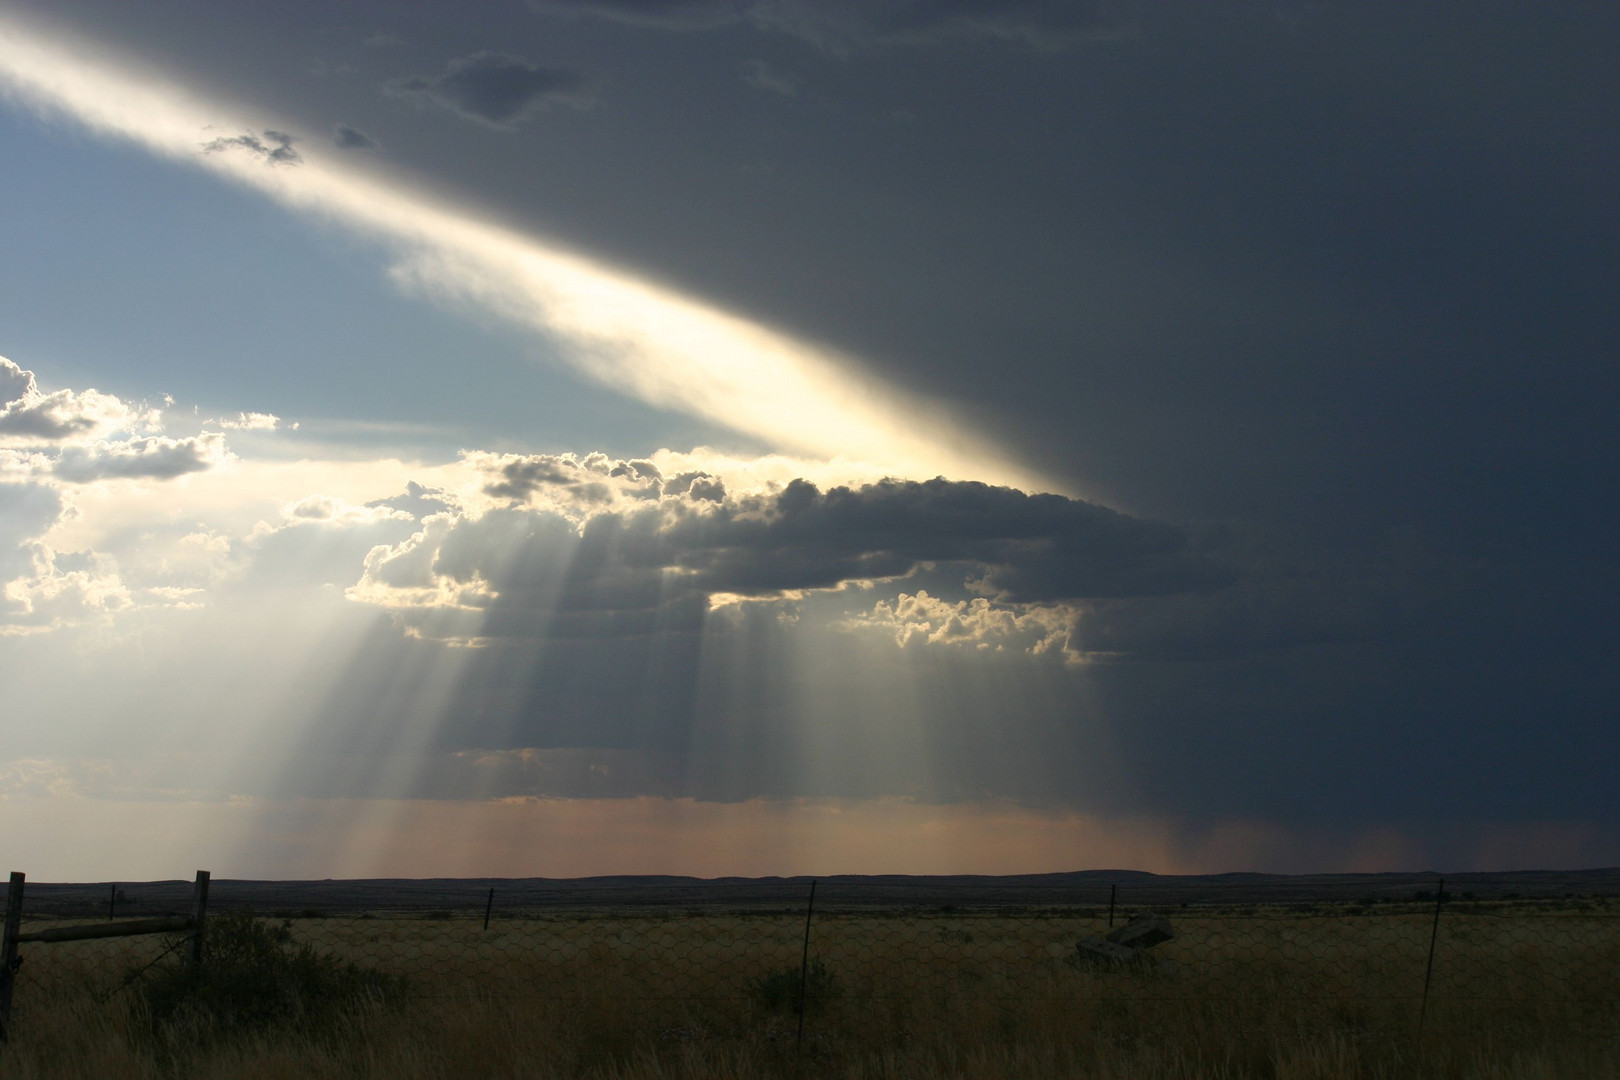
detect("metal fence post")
(187, 870), (211, 968)
(1416, 878), (1445, 1045)
(0, 872), (25, 1043)
(795, 879), (818, 1051)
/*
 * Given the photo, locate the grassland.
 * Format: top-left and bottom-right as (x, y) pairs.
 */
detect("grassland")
(3, 903), (1617, 1079)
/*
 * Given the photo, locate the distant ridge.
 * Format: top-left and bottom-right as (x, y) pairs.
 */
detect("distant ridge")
(16, 868), (1620, 918)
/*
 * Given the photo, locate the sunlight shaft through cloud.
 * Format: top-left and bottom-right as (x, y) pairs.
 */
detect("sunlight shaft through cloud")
(0, 15), (1048, 491)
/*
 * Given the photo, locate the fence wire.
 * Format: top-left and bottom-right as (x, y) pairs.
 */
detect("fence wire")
(7, 880), (1619, 1042)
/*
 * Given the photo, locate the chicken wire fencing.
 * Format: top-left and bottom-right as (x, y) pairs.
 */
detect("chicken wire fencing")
(3, 873), (1617, 1044)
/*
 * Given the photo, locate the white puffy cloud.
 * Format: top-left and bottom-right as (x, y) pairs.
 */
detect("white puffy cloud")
(51, 432), (228, 482)
(0, 481), (65, 579)
(0, 355), (159, 445)
(281, 493), (413, 526)
(216, 411), (280, 431)
(0, 543), (132, 635)
(0, 355), (243, 631)
(847, 589), (1081, 661)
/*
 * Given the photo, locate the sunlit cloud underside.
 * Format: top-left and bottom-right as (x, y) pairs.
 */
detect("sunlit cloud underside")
(0, 15), (1047, 492)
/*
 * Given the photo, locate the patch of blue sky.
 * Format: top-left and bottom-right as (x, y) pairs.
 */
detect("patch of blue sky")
(0, 107), (741, 460)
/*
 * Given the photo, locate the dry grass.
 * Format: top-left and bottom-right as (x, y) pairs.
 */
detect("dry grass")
(3, 905), (1617, 1079)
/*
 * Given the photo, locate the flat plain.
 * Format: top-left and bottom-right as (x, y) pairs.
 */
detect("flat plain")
(4, 875), (1618, 1079)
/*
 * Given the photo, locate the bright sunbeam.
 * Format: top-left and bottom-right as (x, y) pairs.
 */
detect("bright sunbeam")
(0, 14), (1049, 492)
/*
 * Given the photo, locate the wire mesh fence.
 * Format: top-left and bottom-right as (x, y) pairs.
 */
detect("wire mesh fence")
(6, 875), (1618, 1048)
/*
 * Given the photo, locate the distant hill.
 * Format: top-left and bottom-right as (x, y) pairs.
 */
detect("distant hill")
(14, 867), (1620, 919)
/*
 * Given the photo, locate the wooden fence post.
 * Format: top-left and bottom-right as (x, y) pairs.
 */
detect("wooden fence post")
(795, 879), (817, 1051)
(187, 870), (211, 968)
(1416, 878), (1445, 1046)
(0, 871), (25, 1043)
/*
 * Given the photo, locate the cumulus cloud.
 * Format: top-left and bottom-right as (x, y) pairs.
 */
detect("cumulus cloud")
(850, 589), (1079, 659)
(0, 356), (32, 404)
(0, 355), (230, 484)
(345, 456), (1228, 646)
(0, 356), (249, 631)
(0, 481), (64, 581)
(280, 493), (412, 526)
(0, 544), (132, 636)
(529, 0), (1123, 51)
(390, 52), (586, 127)
(0, 355), (157, 444)
(216, 411), (280, 430)
(51, 433), (227, 483)
(480, 451), (663, 506)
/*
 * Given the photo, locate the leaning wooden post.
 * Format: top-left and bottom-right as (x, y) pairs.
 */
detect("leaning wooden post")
(795, 879), (818, 1051)
(1415, 878), (1445, 1046)
(483, 887), (495, 931)
(187, 870), (211, 968)
(0, 872), (25, 1043)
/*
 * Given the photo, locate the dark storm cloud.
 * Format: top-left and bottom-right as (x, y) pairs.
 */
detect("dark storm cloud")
(390, 52), (585, 127)
(366, 465), (1230, 645)
(332, 123), (378, 150)
(201, 129), (301, 164)
(642, 476), (1228, 602)
(3, 0), (1616, 850)
(1069, 526), (1450, 659)
(529, 0), (1119, 49)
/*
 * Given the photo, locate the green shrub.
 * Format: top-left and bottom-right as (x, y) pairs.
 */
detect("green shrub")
(139, 911), (403, 1037)
(754, 959), (840, 1016)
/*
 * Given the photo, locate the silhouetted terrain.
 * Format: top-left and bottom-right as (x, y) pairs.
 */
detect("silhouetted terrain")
(18, 867), (1620, 919)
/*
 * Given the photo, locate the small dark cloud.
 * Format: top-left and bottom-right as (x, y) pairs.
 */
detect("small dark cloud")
(366, 480), (453, 519)
(390, 52), (586, 128)
(485, 452), (660, 501)
(868, 0), (1122, 48)
(741, 59), (797, 95)
(332, 123), (378, 150)
(525, 0), (740, 31)
(530, 0), (1121, 50)
(201, 129), (301, 165)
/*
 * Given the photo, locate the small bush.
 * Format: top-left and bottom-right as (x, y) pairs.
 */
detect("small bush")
(754, 959), (840, 1016)
(140, 911), (403, 1037)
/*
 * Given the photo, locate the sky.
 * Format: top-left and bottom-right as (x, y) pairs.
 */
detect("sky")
(0, 0), (1616, 881)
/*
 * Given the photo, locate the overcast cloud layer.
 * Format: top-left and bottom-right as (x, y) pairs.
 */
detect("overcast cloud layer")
(0, 0), (1615, 879)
